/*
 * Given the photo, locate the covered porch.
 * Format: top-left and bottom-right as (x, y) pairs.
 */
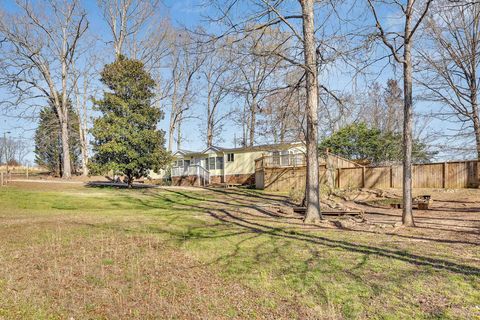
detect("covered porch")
(171, 154), (225, 186)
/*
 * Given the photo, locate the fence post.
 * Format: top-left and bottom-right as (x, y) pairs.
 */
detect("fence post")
(337, 168), (341, 189)
(361, 166), (365, 188)
(0, 172), (3, 186)
(442, 162), (448, 189)
(390, 166), (394, 188)
(477, 161), (480, 188)
(26, 164), (29, 180)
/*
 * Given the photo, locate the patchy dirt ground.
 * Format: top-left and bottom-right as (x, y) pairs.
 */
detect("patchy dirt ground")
(332, 188), (480, 246)
(1, 182), (479, 319)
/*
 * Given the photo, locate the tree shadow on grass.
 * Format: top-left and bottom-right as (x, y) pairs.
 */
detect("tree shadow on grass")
(85, 181), (157, 189)
(207, 208), (480, 275)
(160, 189), (480, 276)
(76, 186), (480, 276)
(206, 187), (292, 203)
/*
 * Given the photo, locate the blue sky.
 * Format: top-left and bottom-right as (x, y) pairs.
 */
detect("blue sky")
(0, 0), (212, 164)
(0, 0), (475, 165)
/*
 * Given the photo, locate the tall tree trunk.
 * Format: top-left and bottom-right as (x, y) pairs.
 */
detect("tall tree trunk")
(176, 119), (182, 151)
(168, 127), (174, 151)
(472, 104), (480, 160)
(249, 99), (256, 147)
(79, 128), (89, 176)
(80, 76), (89, 176)
(471, 52), (480, 160)
(301, 0), (322, 223)
(242, 102), (247, 147)
(207, 122), (213, 147)
(60, 24), (72, 179)
(57, 131), (62, 177)
(402, 22), (414, 226)
(168, 95), (176, 152)
(168, 73), (179, 152)
(60, 116), (72, 178)
(75, 91), (89, 176)
(207, 84), (213, 147)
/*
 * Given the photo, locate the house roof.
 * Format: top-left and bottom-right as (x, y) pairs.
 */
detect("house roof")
(220, 141), (304, 153)
(199, 145), (223, 154)
(173, 141), (304, 157)
(173, 149), (195, 156)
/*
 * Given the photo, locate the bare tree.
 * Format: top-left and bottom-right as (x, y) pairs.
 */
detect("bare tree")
(200, 40), (234, 147)
(383, 79), (403, 133)
(0, 0), (89, 178)
(166, 32), (205, 151)
(98, 0), (159, 58)
(418, 0), (480, 160)
(367, 0), (434, 226)
(363, 82), (384, 129)
(300, 0), (322, 222)
(357, 80), (403, 133)
(72, 50), (101, 176)
(0, 136), (29, 166)
(259, 79), (305, 144)
(230, 30), (283, 146)
(208, 0), (359, 222)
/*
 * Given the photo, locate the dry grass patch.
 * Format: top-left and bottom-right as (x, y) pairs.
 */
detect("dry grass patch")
(0, 221), (314, 319)
(0, 183), (479, 319)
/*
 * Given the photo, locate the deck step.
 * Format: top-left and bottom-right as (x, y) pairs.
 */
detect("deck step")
(292, 207), (362, 215)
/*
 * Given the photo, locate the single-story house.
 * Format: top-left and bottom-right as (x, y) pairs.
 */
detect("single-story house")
(170, 142), (305, 186)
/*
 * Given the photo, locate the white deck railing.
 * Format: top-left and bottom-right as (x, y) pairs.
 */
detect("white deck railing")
(255, 153), (306, 169)
(171, 164), (210, 185)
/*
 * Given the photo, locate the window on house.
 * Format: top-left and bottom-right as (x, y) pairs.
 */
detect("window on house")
(209, 157), (216, 170)
(184, 160), (190, 167)
(177, 159), (184, 167)
(272, 151), (280, 165)
(280, 150), (290, 166)
(216, 156), (224, 169)
(227, 153), (234, 162)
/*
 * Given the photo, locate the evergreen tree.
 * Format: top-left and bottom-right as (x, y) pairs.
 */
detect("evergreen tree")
(89, 56), (170, 187)
(34, 101), (81, 176)
(319, 123), (436, 165)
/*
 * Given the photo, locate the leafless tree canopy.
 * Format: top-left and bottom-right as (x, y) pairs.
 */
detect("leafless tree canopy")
(0, 0), (478, 227)
(0, 0), (88, 178)
(367, 0), (434, 226)
(417, 0), (480, 159)
(0, 136), (29, 166)
(97, 0), (159, 57)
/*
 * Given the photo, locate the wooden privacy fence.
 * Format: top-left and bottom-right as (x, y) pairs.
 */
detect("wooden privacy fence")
(255, 160), (480, 191)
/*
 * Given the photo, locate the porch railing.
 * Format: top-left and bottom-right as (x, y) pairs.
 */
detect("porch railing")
(171, 164), (210, 185)
(255, 153), (306, 170)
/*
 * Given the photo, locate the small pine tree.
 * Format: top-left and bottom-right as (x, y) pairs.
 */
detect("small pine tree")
(34, 101), (81, 176)
(89, 56), (170, 187)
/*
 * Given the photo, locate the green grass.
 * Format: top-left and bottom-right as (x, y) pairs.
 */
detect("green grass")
(0, 184), (479, 319)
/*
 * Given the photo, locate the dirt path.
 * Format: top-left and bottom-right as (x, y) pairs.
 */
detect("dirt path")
(186, 188), (480, 246)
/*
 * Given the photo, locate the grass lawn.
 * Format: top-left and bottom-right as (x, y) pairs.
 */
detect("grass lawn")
(0, 183), (479, 319)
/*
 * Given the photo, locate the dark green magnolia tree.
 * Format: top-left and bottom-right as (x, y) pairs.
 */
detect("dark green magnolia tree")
(34, 102), (81, 176)
(319, 123), (435, 165)
(89, 56), (170, 187)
